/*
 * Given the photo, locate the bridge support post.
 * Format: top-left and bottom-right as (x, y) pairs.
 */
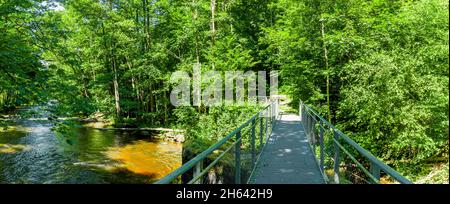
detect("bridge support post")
(319, 122), (324, 173)
(305, 110), (308, 135)
(299, 100), (303, 120)
(333, 130), (340, 184)
(235, 131), (242, 184)
(311, 119), (316, 154)
(260, 113), (263, 148)
(274, 99), (279, 118)
(251, 119), (256, 169)
(193, 160), (203, 184)
(370, 163), (381, 183)
(269, 104), (272, 130)
(265, 109), (268, 141)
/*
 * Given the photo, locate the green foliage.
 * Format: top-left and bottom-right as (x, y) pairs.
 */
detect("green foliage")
(336, 0), (448, 178)
(176, 104), (261, 144)
(0, 0), (48, 111)
(261, 0), (448, 181)
(50, 120), (81, 145)
(1, 0), (448, 182)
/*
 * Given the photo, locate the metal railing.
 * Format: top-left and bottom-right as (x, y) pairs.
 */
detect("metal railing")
(300, 100), (413, 184)
(155, 101), (279, 184)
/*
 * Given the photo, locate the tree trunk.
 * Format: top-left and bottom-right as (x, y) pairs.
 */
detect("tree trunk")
(143, 0), (151, 50)
(150, 83), (154, 113)
(82, 75), (89, 98)
(112, 55), (121, 118)
(164, 89), (168, 124)
(321, 20), (331, 122)
(192, 0), (200, 63)
(126, 56), (140, 118)
(211, 0), (216, 44)
(210, 0), (216, 69)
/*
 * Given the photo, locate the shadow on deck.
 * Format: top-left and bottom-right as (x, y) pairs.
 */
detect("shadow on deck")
(250, 114), (324, 184)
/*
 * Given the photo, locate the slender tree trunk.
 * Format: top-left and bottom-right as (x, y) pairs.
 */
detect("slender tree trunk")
(82, 75), (89, 98)
(142, 0), (148, 51)
(164, 89), (168, 124)
(125, 56), (140, 117)
(210, 0), (216, 70)
(143, 0), (151, 49)
(105, 2), (121, 119)
(140, 82), (144, 113)
(192, 0), (201, 116)
(211, 0), (216, 44)
(192, 0), (200, 63)
(192, 0), (201, 113)
(112, 55), (121, 118)
(150, 83), (154, 113)
(321, 20), (331, 122)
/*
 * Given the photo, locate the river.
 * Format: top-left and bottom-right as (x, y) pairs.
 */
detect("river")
(0, 106), (182, 184)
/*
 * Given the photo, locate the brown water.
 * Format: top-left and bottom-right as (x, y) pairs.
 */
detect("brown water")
(0, 107), (182, 184)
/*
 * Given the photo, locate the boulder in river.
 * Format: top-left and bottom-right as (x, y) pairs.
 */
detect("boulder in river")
(161, 132), (185, 143)
(174, 134), (185, 143)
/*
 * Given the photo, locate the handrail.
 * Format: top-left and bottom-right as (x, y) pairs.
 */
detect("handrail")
(155, 102), (278, 184)
(299, 100), (412, 184)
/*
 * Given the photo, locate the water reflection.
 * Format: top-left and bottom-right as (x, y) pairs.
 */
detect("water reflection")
(0, 118), (182, 184)
(107, 140), (182, 178)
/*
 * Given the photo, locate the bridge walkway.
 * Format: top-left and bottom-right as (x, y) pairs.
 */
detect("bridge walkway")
(250, 114), (324, 184)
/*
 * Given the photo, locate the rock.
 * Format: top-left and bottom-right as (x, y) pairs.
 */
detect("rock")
(92, 112), (104, 119)
(164, 137), (174, 142)
(47, 115), (58, 121)
(91, 122), (108, 128)
(174, 134), (185, 143)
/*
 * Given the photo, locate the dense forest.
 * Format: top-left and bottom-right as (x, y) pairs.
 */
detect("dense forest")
(0, 0), (448, 182)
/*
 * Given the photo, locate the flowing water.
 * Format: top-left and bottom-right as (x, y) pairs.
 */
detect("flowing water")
(0, 106), (182, 184)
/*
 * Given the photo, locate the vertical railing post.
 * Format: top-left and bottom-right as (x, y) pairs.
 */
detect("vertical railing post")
(271, 102), (274, 123)
(311, 119), (315, 151)
(194, 160), (203, 184)
(306, 112), (311, 137)
(273, 102), (275, 123)
(259, 113), (263, 149)
(268, 104), (270, 125)
(267, 103), (273, 133)
(303, 108), (307, 132)
(306, 112), (310, 137)
(270, 103), (273, 129)
(265, 109), (268, 141)
(235, 131), (242, 184)
(299, 103), (305, 122)
(299, 102), (303, 122)
(311, 118), (316, 144)
(275, 98), (279, 118)
(319, 121), (324, 173)
(272, 99), (278, 128)
(310, 118), (313, 140)
(251, 119), (256, 169)
(333, 130), (340, 184)
(370, 162), (381, 183)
